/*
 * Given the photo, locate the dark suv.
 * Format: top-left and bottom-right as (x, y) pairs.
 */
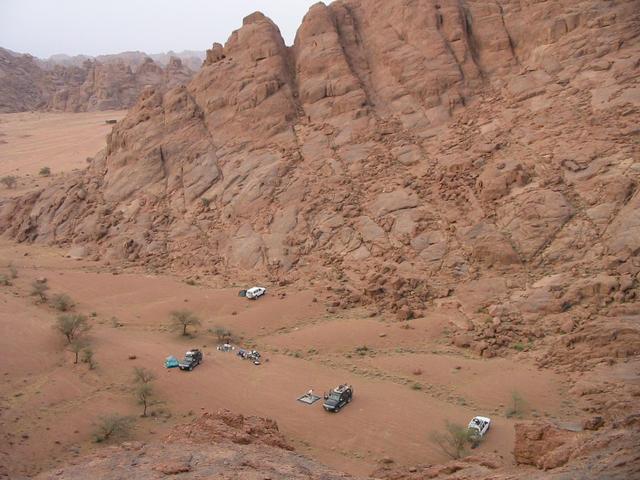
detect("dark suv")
(179, 349), (203, 371)
(323, 384), (353, 412)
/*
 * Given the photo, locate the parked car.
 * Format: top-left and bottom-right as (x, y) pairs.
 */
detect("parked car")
(178, 349), (203, 371)
(468, 416), (491, 439)
(323, 384), (353, 412)
(245, 287), (266, 299)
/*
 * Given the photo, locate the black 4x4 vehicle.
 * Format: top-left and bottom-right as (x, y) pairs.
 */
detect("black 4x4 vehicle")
(323, 384), (353, 412)
(179, 349), (203, 371)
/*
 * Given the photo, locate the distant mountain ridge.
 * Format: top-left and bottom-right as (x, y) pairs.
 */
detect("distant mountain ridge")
(0, 47), (199, 112)
(37, 49), (206, 72)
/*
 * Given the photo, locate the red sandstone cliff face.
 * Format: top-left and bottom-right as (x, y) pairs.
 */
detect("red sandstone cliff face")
(0, 48), (195, 112)
(1, 0), (639, 365)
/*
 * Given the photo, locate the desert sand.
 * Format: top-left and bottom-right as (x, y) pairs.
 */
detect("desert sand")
(0, 111), (126, 178)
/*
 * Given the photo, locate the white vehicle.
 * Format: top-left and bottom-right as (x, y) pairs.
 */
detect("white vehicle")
(468, 416), (491, 438)
(245, 286), (267, 299)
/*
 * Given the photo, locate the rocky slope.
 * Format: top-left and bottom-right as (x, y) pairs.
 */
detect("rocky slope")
(0, 48), (196, 112)
(32, 410), (356, 480)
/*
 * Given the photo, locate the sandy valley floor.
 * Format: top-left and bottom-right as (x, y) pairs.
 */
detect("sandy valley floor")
(0, 110), (126, 179)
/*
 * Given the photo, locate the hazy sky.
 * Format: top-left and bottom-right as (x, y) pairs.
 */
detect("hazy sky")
(0, 0), (325, 58)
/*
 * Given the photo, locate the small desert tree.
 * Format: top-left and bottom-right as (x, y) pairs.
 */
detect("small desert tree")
(430, 421), (476, 459)
(31, 280), (49, 303)
(50, 293), (75, 312)
(93, 415), (132, 443)
(0, 175), (17, 189)
(170, 310), (201, 336)
(55, 313), (90, 344)
(39, 166), (51, 177)
(135, 382), (159, 417)
(67, 338), (87, 364)
(133, 367), (159, 417)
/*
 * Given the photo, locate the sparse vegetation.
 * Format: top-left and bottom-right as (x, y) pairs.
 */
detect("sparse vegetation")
(31, 280), (49, 303)
(513, 343), (526, 352)
(0, 175), (17, 189)
(67, 338), (87, 364)
(411, 382), (423, 390)
(0, 274), (11, 286)
(132, 367), (160, 417)
(212, 326), (233, 344)
(39, 166), (51, 177)
(55, 313), (90, 344)
(185, 278), (197, 286)
(135, 382), (156, 417)
(81, 347), (96, 369)
(7, 263), (17, 279)
(355, 345), (370, 356)
(170, 309), (201, 336)
(200, 197), (211, 208)
(50, 293), (75, 311)
(133, 367), (156, 385)
(93, 415), (132, 443)
(430, 421), (477, 459)
(506, 391), (528, 418)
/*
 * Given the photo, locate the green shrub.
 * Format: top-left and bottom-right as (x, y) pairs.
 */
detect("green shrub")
(0, 175), (17, 189)
(506, 391), (528, 418)
(430, 421), (478, 459)
(31, 280), (49, 303)
(93, 415), (132, 443)
(81, 347), (96, 369)
(7, 263), (17, 279)
(50, 293), (74, 312)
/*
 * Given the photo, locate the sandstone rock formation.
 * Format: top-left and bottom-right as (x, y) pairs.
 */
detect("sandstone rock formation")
(3, 0), (638, 352)
(0, 47), (196, 112)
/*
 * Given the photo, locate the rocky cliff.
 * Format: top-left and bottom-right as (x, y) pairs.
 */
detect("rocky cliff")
(0, 48), (196, 112)
(1, 0), (639, 377)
